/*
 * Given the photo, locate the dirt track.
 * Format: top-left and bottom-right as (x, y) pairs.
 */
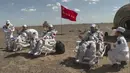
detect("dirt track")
(0, 24), (129, 73)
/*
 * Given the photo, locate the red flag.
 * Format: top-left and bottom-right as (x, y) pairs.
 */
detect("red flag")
(61, 5), (78, 21)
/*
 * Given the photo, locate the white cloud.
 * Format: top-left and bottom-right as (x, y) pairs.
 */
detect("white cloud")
(46, 4), (53, 7)
(29, 8), (36, 11)
(21, 8), (27, 11)
(52, 6), (59, 11)
(84, 0), (100, 4)
(56, 2), (61, 6)
(92, 1), (96, 4)
(74, 8), (80, 12)
(62, 0), (71, 2)
(21, 8), (36, 12)
(52, 6), (58, 10)
(113, 6), (120, 12)
(47, 2), (62, 11)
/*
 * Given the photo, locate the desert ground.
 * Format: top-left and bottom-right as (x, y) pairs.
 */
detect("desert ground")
(0, 23), (129, 73)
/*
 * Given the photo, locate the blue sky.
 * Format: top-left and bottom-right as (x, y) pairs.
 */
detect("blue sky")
(0, 0), (129, 27)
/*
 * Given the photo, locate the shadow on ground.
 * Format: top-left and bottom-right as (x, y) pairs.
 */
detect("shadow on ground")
(60, 57), (91, 70)
(4, 52), (46, 59)
(88, 64), (122, 73)
(60, 57), (122, 73)
(0, 47), (5, 49)
(4, 51), (61, 59)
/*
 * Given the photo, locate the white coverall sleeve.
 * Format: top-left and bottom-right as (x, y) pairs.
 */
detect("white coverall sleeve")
(98, 31), (104, 42)
(115, 37), (128, 53)
(3, 26), (9, 32)
(51, 30), (57, 38)
(9, 24), (15, 32)
(42, 30), (57, 39)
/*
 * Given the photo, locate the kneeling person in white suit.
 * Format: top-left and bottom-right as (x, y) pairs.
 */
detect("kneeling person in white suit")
(108, 27), (129, 68)
(33, 22), (57, 56)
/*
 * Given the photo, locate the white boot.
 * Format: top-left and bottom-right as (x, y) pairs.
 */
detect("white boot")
(28, 50), (33, 54)
(34, 51), (41, 56)
(76, 59), (80, 63)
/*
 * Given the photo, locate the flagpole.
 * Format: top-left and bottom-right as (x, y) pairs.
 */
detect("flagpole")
(60, 17), (63, 34)
(60, 5), (63, 35)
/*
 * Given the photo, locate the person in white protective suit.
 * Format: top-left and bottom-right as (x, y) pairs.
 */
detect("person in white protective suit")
(22, 29), (39, 54)
(2, 20), (15, 50)
(18, 24), (28, 35)
(108, 27), (129, 68)
(79, 24), (103, 43)
(33, 22), (57, 56)
(18, 25), (28, 42)
(76, 24), (104, 65)
(12, 25), (29, 52)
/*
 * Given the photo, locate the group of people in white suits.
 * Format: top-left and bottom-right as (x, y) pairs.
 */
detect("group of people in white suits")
(2, 20), (129, 69)
(2, 20), (57, 56)
(76, 24), (129, 69)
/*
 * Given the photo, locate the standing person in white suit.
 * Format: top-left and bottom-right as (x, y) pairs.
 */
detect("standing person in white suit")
(108, 27), (129, 68)
(2, 20), (15, 51)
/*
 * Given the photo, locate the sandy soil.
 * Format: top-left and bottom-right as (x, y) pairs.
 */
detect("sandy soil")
(0, 23), (129, 73)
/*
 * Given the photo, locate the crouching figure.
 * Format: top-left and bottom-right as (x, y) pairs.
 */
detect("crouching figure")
(108, 27), (129, 69)
(30, 21), (65, 56)
(11, 25), (30, 51)
(75, 24), (108, 69)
